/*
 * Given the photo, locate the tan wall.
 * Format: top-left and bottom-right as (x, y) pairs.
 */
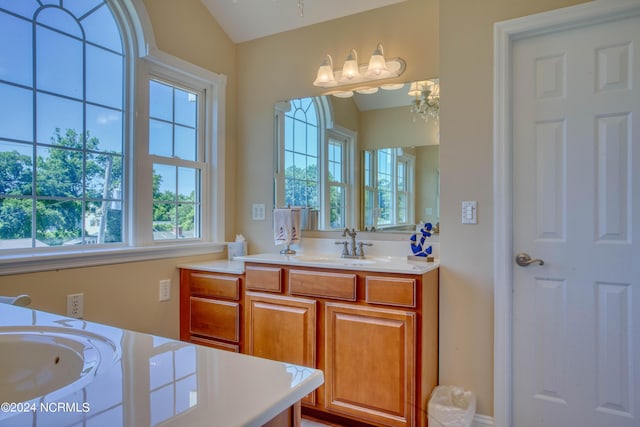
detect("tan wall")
(143, 0), (238, 241)
(330, 96), (360, 131)
(0, 0), (236, 339)
(360, 106), (438, 150)
(416, 145), (440, 225)
(0, 254), (217, 338)
(236, 0), (439, 254)
(439, 0), (591, 416)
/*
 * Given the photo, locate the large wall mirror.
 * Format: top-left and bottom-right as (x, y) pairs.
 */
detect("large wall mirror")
(274, 79), (439, 234)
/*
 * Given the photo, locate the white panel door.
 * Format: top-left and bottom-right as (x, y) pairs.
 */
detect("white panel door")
(512, 13), (640, 427)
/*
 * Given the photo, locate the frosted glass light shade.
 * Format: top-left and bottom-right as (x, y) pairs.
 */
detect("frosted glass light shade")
(340, 49), (360, 81)
(366, 43), (389, 77)
(313, 54), (336, 87)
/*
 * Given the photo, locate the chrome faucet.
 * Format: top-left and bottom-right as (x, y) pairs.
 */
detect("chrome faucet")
(343, 228), (357, 255)
(335, 228), (372, 258)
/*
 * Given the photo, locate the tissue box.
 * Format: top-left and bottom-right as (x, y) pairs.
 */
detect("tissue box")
(227, 242), (247, 260)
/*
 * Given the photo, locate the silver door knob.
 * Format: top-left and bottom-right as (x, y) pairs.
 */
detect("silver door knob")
(515, 253), (544, 267)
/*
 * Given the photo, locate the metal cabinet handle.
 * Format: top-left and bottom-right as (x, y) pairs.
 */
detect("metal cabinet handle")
(515, 253), (544, 267)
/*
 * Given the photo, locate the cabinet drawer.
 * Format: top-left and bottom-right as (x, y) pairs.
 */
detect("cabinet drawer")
(246, 265), (282, 292)
(365, 276), (416, 307)
(190, 273), (240, 300)
(190, 297), (240, 342)
(289, 269), (356, 301)
(189, 336), (240, 353)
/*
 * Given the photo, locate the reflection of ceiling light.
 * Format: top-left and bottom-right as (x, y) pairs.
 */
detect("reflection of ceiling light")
(355, 87), (379, 95)
(409, 79), (439, 122)
(332, 91), (354, 98)
(313, 43), (405, 88)
(380, 83), (404, 91)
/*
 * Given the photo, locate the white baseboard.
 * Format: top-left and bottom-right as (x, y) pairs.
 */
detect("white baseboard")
(472, 414), (495, 427)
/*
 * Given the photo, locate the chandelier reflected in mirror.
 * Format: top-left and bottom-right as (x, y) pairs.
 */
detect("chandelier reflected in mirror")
(409, 79), (439, 122)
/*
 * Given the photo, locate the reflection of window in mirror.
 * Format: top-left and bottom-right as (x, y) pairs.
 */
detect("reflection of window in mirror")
(274, 97), (356, 229)
(362, 148), (415, 230)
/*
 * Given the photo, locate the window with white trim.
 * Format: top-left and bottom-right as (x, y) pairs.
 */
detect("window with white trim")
(275, 97), (355, 230)
(327, 133), (348, 229)
(148, 78), (203, 241)
(363, 148), (415, 229)
(0, 1), (224, 263)
(0, 1), (125, 249)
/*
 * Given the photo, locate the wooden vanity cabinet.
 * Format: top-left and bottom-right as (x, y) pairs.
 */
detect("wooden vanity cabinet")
(181, 263), (438, 426)
(180, 269), (243, 352)
(243, 262), (439, 427)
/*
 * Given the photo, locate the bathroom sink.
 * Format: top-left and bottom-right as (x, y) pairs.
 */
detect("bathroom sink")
(0, 326), (117, 403)
(291, 255), (386, 265)
(291, 255), (338, 263)
(339, 258), (376, 265)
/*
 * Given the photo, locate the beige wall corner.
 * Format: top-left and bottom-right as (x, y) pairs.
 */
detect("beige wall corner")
(439, 0), (590, 416)
(143, 0), (238, 241)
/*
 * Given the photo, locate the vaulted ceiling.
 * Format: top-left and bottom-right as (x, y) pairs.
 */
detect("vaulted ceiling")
(199, 0), (406, 43)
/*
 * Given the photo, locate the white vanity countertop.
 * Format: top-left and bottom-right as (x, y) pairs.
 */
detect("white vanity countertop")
(236, 253), (439, 275)
(177, 259), (245, 274)
(0, 304), (323, 427)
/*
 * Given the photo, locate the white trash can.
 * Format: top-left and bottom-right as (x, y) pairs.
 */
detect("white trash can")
(428, 385), (476, 427)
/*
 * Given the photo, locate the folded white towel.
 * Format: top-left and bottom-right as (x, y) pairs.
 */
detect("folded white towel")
(274, 208), (301, 246)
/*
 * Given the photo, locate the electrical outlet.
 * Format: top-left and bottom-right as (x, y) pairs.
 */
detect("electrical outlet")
(67, 293), (84, 318)
(159, 279), (171, 302)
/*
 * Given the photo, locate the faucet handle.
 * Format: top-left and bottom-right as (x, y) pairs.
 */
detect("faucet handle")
(356, 241), (373, 257)
(335, 240), (349, 256)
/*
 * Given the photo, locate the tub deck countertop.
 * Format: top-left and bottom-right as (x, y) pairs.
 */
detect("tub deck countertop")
(0, 304), (323, 426)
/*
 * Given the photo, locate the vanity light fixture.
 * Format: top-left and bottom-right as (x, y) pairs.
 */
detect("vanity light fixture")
(313, 43), (405, 88)
(326, 86), (379, 99)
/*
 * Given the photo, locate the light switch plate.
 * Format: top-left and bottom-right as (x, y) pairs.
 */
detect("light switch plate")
(252, 203), (266, 221)
(159, 279), (171, 302)
(462, 201), (477, 224)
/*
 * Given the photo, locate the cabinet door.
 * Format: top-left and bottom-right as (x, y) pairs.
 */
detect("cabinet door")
(245, 292), (316, 366)
(245, 292), (317, 404)
(325, 303), (415, 427)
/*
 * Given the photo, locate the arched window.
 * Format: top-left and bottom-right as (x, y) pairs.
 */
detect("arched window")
(0, 1), (226, 271)
(283, 97), (320, 209)
(275, 96), (355, 230)
(0, 1), (124, 247)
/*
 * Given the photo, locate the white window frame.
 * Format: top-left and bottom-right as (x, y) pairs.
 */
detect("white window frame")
(274, 97), (356, 230)
(323, 127), (356, 230)
(396, 150), (415, 225)
(138, 49), (226, 246)
(0, 3), (226, 275)
(363, 148), (415, 229)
